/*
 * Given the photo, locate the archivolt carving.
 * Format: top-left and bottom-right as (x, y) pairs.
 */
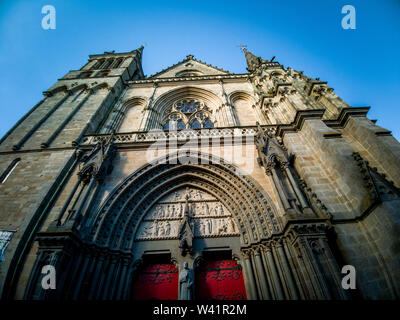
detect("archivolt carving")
(135, 187), (239, 241)
(85, 152), (282, 251)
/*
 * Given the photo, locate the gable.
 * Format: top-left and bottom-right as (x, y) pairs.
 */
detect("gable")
(150, 55), (230, 79)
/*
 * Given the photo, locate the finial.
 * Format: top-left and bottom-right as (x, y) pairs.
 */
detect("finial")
(238, 45), (247, 52)
(186, 54), (194, 60)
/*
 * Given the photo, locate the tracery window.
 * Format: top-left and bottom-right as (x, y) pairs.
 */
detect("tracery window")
(162, 99), (214, 131)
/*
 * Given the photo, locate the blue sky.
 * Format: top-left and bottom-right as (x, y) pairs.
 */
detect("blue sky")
(0, 0), (399, 139)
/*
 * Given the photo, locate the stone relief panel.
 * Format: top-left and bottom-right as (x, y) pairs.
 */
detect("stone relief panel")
(135, 187), (239, 241)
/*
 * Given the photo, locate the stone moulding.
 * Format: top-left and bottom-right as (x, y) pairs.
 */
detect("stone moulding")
(79, 107), (376, 147)
(129, 74), (249, 85)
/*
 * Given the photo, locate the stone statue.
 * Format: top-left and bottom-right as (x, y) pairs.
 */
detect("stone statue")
(179, 262), (193, 300)
(165, 221), (171, 236)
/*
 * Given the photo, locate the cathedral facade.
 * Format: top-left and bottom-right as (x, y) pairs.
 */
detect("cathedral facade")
(0, 47), (399, 300)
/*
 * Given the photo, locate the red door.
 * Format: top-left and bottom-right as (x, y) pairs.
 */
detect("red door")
(132, 263), (179, 300)
(195, 259), (247, 300)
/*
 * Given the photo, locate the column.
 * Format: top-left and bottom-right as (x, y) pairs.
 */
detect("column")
(72, 250), (93, 300)
(101, 255), (119, 300)
(88, 251), (106, 300)
(270, 168), (291, 210)
(262, 243), (285, 299)
(273, 240), (299, 300)
(253, 247), (271, 299)
(241, 250), (258, 300)
(115, 257), (130, 300)
(284, 165), (309, 209)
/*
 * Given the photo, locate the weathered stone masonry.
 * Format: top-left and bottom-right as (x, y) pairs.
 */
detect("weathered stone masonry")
(0, 47), (399, 300)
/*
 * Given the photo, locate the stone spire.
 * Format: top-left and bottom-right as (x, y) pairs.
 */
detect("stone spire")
(243, 48), (265, 72)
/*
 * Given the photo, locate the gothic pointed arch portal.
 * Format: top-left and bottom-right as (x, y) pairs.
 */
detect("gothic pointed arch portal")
(25, 151), (293, 301)
(82, 151), (282, 300)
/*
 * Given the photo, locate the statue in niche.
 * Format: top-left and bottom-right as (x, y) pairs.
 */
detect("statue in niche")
(159, 223), (165, 236)
(231, 219), (236, 232)
(213, 205), (218, 216)
(155, 206), (162, 219)
(142, 224), (153, 238)
(186, 188), (193, 199)
(171, 205), (176, 218)
(165, 205), (170, 218)
(205, 203), (210, 216)
(196, 190), (203, 200)
(154, 220), (159, 237)
(218, 204), (224, 216)
(179, 204), (183, 217)
(199, 204), (206, 216)
(179, 262), (193, 300)
(217, 219), (226, 234)
(174, 191), (180, 201)
(207, 219), (213, 234)
(200, 220), (206, 235)
(159, 206), (165, 219)
(165, 221), (171, 236)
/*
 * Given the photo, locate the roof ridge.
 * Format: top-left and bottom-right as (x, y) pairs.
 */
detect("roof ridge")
(148, 55), (231, 78)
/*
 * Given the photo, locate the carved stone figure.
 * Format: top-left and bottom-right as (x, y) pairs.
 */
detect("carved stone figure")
(207, 219), (212, 234)
(165, 221), (171, 236)
(179, 262), (193, 300)
(153, 220), (157, 237)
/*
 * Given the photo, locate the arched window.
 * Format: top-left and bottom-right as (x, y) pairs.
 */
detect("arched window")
(0, 158), (20, 184)
(101, 59), (114, 69)
(112, 58), (124, 68)
(176, 120), (186, 130)
(162, 121), (171, 131)
(91, 59), (105, 70)
(162, 99), (213, 131)
(175, 70), (204, 77)
(190, 120), (201, 129)
(203, 119), (214, 129)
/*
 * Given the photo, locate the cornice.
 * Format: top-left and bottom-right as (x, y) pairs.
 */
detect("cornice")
(276, 109), (325, 138)
(324, 106), (370, 128)
(128, 73), (249, 86)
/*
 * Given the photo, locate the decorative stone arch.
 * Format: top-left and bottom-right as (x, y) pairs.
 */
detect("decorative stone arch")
(85, 151), (282, 252)
(147, 86), (223, 130)
(118, 96), (147, 132)
(175, 69), (204, 77)
(228, 90), (256, 106)
(228, 91), (257, 126)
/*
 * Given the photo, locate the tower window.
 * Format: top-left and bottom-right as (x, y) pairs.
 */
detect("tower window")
(91, 59), (105, 70)
(101, 59), (114, 69)
(112, 58), (124, 68)
(0, 158), (20, 184)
